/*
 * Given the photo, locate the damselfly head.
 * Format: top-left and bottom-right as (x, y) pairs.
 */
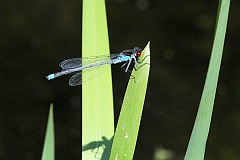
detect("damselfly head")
(134, 47), (142, 57)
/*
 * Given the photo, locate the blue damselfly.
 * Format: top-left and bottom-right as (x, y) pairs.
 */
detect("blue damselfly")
(46, 47), (142, 86)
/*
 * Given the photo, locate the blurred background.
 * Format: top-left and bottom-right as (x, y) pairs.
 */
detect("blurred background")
(1, 0), (240, 159)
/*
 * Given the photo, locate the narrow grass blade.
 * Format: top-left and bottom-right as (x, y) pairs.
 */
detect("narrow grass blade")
(82, 0), (114, 160)
(110, 42), (150, 160)
(41, 103), (55, 160)
(184, 0), (231, 159)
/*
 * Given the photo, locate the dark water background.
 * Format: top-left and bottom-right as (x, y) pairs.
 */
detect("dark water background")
(1, 0), (240, 159)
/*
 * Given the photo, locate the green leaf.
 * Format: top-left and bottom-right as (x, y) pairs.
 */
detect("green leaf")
(184, 0), (231, 159)
(82, 0), (114, 160)
(110, 42), (151, 160)
(41, 103), (55, 160)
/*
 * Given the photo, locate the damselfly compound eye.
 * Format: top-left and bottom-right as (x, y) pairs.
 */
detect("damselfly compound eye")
(133, 47), (142, 57)
(137, 52), (142, 57)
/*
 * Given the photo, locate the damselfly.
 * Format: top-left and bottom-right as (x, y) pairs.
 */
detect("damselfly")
(46, 47), (142, 86)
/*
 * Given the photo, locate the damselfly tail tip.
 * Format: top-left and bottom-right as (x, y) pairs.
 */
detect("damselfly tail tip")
(46, 74), (55, 80)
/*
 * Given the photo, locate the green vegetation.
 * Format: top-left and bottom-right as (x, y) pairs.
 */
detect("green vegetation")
(82, 0), (114, 159)
(41, 103), (55, 160)
(110, 42), (150, 160)
(184, 0), (231, 159)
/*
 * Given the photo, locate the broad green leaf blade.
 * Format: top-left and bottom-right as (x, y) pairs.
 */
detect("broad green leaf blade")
(41, 103), (55, 160)
(184, 1), (230, 160)
(110, 42), (150, 160)
(82, 0), (114, 160)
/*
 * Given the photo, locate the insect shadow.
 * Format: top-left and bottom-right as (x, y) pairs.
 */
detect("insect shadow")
(82, 136), (113, 159)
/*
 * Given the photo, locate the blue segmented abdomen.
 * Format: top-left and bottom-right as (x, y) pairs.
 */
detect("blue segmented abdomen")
(111, 55), (130, 64)
(119, 55), (131, 61)
(112, 55), (130, 63)
(46, 74), (55, 80)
